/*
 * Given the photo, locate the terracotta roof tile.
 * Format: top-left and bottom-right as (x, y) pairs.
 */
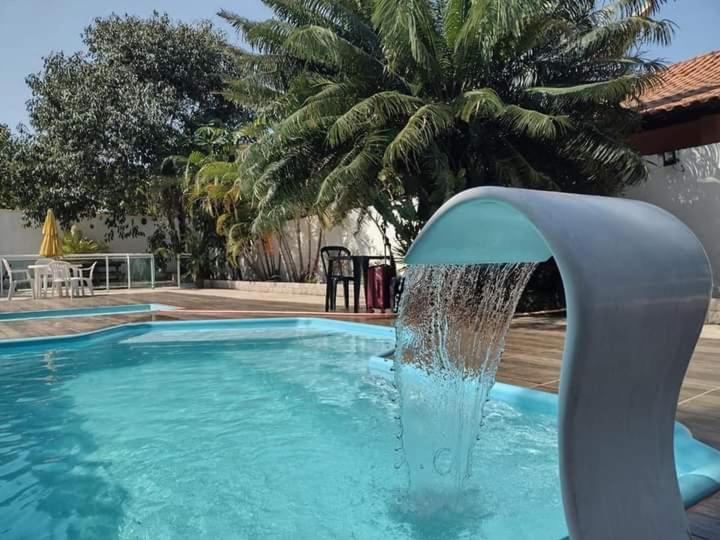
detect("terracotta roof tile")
(635, 50), (720, 116)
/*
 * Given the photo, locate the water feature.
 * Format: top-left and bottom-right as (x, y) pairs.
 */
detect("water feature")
(394, 263), (537, 510)
(400, 186), (714, 539)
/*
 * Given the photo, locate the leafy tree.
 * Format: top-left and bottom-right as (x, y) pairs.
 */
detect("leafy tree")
(7, 13), (246, 235)
(0, 124), (16, 208)
(220, 0), (672, 252)
(0, 126), (40, 212)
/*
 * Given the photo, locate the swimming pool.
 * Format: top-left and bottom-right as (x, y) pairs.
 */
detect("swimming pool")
(0, 319), (718, 539)
(0, 303), (176, 322)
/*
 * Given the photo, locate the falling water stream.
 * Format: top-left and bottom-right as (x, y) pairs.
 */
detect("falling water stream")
(394, 263), (537, 513)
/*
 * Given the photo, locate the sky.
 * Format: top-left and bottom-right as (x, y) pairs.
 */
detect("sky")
(1, 0), (719, 131)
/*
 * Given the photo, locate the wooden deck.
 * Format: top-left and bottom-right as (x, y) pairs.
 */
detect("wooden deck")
(2, 289), (720, 538)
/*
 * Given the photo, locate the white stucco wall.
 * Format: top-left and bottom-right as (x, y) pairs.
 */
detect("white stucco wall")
(624, 142), (720, 292)
(247, 210), (397, 282)
(0, 205), (392, 280)
(319, 209), (396, 257)
(0, 210), (157, 255)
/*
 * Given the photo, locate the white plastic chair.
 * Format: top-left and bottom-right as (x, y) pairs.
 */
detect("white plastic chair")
(48, 261), (79, 298)
(1, 258), (32, 301)
(34, 258), (54, 298)
(76, 262), (97, 296)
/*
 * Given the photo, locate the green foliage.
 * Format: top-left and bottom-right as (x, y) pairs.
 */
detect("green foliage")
(163, 121), (325, 283)
(148, 126), (236, 283)
(0, 125), (18, 209)
(220, 0), (671, 252)
(62, 226), (108, 255)
(5, 13), (247, 235)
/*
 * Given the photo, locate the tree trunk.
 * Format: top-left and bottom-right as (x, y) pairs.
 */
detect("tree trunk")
(305, 217), (313, 280)
(260, 238), (273, 279)
(175, 205), (188, 254)
(244, 246), (264, 280)
(312, 227), (324, 282)
(295, 217), (304, 278)
(279, 233), (299, 282)
(274, 242), (282, 278)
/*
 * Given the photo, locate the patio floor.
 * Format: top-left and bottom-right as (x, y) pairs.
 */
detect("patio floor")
(1, 288), (719, 538)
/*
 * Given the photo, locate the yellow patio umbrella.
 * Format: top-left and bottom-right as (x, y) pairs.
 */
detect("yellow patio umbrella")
(39, 209), (63, 258)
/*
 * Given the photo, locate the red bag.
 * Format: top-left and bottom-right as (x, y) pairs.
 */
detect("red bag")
(366, 237), (396, 312)
(367, 264), (393, 311)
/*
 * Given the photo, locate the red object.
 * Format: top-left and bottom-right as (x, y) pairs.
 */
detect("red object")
(366, 264), (394, 311)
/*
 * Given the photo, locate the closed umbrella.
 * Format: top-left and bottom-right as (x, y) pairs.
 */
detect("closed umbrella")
(39, 209), (63, 258)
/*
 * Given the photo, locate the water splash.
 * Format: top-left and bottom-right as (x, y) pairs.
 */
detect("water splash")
(394, 263), (537, 511)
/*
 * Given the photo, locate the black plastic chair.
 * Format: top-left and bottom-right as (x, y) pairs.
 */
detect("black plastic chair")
(320, 246), (354, 311)
(390, 275), (405, 313)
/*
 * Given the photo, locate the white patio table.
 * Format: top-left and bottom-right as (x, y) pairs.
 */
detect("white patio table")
(27, 263), (82, 298)
(27, 264), (50, 299)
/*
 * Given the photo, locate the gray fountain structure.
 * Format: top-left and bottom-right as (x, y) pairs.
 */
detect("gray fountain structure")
(403, 186), (712, 540)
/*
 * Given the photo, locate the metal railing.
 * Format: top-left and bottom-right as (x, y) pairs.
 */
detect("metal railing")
(0, 253), (192, 298)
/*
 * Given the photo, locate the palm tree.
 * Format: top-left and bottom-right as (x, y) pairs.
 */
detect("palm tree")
(165, 124), (325, 282)
(221, 0), (672, 252)
(154, 126), (272, 281)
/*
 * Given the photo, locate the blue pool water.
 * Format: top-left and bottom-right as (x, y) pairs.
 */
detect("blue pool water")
(0, 319), (718, 539)
(0, 303), (176, 322)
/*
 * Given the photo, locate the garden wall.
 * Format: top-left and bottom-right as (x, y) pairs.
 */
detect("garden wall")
(237, 210), (399, 282)
(204, 279), (326, 297)
(0, 209), (157, 255)
(624, 142), (720, 295)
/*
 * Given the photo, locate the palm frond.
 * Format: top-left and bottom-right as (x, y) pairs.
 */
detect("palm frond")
(218, 11), (294, 54)
(223, 77), (284, 109)
(591, 0), (669, 24)
(569, 15), (675, 58)
(326, 91), (424, 147)
(263, 0), (378, 51)
(561, 129), (646, 186)
(271, 78), (362, 141)
(372, 0), (442, 79)
(284, 25), (382, 74)
(456, 0), (546, 54)
(384, 103), (454, 164)
(317, 130), (391, 208)
(527, 74), (647, 105)
(458, 88), (505, 122)
(443, 0), (472, 51)
(195, 162), (239, 184)
(502, 105), (572, 140)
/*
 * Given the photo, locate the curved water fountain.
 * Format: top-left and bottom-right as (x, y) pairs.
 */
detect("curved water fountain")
(400, 186), (712, 540)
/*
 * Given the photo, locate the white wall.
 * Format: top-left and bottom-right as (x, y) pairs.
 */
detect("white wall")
(624, 142), (720, 292)
(0, 210), (157, 255)
(242, 210), (396, 282)
(321, 209), (395, 257)
(0, 204), (391, 281)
